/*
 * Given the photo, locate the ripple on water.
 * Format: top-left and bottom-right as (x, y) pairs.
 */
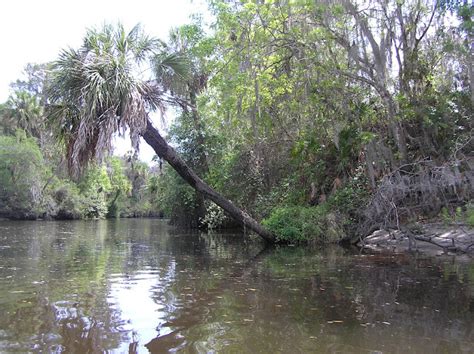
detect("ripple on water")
(1, 220), (474, 353)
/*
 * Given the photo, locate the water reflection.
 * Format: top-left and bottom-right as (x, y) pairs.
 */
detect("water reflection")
(0, 219), (473, 353)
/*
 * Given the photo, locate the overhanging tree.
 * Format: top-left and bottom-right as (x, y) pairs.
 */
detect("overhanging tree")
(48, 23), (275, 242)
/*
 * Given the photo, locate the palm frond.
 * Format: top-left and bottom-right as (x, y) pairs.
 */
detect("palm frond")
(46, 22), (196, 177)
(153, 52), (191, 81)
(47, 23), (167, 177)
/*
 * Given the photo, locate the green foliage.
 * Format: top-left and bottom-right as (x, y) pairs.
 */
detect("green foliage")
(0, 56), (165, 221)
(2, 91), (44, 138)
(441, 206), (454, 225)
(108, 157), (132, 194)
(81, 193), (109, 219)
(261, 168), (368, 243)
(154, 167), (198, 225)
(441, 203), (474, 227)
(466, 204), (474, 228)
(50, 180), (84, 219)
(119, 156), (161, 218)
(48, 23), (186, 177)
(263, 205), (332, 243)
(0, 131), (47, 217)
(440, 203), (474, 227)
(2, 2), (472, 242)
(253, 176), (297, 219)
(78, 165), (112, 219)
(327, 168), (370, 220)
(106, 157), (132, 218)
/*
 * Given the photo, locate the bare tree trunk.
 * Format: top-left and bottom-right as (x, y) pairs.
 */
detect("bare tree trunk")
(365, 141), (377, 190)
(141, 119), (276, 243)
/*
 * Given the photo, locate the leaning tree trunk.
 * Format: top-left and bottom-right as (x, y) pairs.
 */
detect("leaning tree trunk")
(141, 119), (276, 243)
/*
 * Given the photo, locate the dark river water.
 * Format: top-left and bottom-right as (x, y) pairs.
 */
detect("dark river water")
(0, 219), (473, 353)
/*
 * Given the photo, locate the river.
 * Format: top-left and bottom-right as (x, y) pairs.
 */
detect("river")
(0, 219), (473, 353)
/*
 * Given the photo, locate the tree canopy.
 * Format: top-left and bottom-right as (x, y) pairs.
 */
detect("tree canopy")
(0, 1), (472, 243)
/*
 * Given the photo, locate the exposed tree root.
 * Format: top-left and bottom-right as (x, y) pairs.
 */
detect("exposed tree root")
(355, 156), (474, 242)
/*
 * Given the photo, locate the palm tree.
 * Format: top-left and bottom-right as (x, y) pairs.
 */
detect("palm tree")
(3, 90), (44, 139)
(48, 23), (275, 242)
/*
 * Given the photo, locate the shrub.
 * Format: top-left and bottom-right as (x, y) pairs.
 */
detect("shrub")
(326, 166), (370, 220)
(78, 165), (112, 219)
(57, 184), (83, 219)
(263, 205), (345, 243)
(81, 193), (108, 219)
(48, 180), (84, 219)
(201, 201), (226, 230)
(0, 132), (47, 217)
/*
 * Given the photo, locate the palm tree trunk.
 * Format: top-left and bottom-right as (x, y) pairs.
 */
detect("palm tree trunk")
(141, 119), (276, 243)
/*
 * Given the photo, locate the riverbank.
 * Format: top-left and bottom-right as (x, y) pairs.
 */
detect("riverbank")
(0, 211), (165, 221)
(359, 222), (474, 256)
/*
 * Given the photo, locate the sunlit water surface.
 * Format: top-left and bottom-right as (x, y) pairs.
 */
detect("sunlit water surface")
(0, 219), (473, 353)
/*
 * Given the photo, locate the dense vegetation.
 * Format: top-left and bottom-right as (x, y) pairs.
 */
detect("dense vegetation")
(0, 66), (164, 220)
(0, 0), (472, 243)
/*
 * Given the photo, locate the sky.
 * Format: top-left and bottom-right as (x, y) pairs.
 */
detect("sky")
(0, 0), (207, 162)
